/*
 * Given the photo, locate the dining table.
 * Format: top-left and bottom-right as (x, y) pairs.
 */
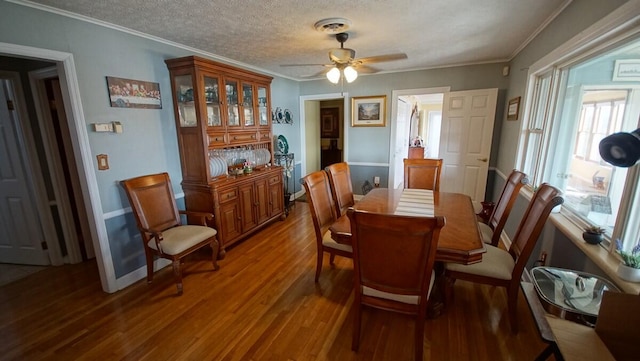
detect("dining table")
(329, 187), (486, 265)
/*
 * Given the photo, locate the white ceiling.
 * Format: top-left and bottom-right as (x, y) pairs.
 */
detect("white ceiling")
(20, 0), (571, 80)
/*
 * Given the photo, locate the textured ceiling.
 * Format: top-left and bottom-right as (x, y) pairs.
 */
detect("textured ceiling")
(19, 0), (571, 80)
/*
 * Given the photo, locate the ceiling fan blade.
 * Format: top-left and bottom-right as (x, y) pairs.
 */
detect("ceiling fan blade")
(354, 64), (380, 74)
(355, 53), (408, 65)
(304, 69), (330, 79)
(280, 63), (332, 67)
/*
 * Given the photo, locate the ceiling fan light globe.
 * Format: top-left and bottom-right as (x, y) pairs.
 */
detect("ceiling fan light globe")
(344, 66), (358, 83)
(327, 67), (341, 84)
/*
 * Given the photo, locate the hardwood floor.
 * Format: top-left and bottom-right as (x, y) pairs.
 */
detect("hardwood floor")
(0, 203), (553, 360)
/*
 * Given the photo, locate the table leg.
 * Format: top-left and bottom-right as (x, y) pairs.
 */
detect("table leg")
(427, 262), (446, 319)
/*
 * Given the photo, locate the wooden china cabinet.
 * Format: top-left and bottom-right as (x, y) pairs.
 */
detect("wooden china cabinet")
(165, 56), (284, 257)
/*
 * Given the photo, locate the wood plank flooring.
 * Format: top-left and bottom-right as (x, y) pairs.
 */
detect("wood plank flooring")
(0, 202), (553, 360)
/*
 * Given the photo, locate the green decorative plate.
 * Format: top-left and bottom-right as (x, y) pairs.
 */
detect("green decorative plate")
(277, 135), (289, 154)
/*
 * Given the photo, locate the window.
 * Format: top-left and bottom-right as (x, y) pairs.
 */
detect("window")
(575, 95), (626, 162)
(518, 33), (640, 256)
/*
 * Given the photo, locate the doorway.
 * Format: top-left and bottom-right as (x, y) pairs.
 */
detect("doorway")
(0, 63), (89, 267)
(390, 87), (498, 201)
(389, 87), (449, 189)
(0, 43), (116, 293)
(299, 93), (348, 180)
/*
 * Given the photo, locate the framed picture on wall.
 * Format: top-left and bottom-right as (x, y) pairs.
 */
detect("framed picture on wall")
(106, 76), (162, 109)
(507, 96), (521, 121)
(321, 107), (339, 138)
(351, 95), (386, 127)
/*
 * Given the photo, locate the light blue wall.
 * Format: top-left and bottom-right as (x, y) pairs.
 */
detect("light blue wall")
(271, 77), (303, 193)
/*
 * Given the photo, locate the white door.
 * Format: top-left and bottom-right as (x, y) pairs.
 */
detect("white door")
(392, 98), (411, 189)
(439, 88), (498, 201)
(0, 80), (49, 265)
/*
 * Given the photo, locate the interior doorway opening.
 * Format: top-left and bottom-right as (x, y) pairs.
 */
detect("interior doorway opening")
(389, 87), (449, 189)
(0, 42), (116, 293)
(299, 93), (348, 182)
(0, 59), (91, 270)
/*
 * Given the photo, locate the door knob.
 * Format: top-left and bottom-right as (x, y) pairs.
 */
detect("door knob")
(477, 158), (488, 162)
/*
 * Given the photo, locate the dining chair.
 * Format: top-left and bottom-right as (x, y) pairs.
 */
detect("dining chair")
(403, 158), (444, 191)
(300, 170), (352, 282)
(348, 208), (445, 361)
(444, 183), (563, 333)
(324, 162), (355, 217)
(120, 172), (220, 295)
(479, 169), (528, 246)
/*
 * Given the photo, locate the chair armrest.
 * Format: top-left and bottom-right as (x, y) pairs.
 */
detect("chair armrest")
(179, 210), (214, 226)
(141, 227), (166, 254)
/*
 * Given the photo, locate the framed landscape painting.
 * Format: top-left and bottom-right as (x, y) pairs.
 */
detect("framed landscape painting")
(351, 95), (386, 127)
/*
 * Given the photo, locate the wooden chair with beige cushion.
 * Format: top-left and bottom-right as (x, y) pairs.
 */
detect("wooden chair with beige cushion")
(479, 169), (528, 246)
(324, 162), (355, 217)
(347, 208), (445, 361)
(403, 158), (443, 191)
(300, 170), (352, 282)
(121, 172), (220, 295)
(445, 183), (563, 333)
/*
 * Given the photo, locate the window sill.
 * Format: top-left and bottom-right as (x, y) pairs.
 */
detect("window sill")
(549, 212), (640, 295)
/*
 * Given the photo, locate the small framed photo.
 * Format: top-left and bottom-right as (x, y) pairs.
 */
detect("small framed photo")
(351, 95), (386, 127)
(106, 76), (162, 109)
(613, 59), (640, 81)
(507, 96), (521, 121)
(321, 107), (339, 138)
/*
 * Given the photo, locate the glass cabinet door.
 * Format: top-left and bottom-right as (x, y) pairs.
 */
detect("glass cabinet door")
(174, 74), (197, 127)
(243, 83), (255, 127)
(258, 86), (269, 127)
(204, 75), (222, 128)
(225, 79), (240, 127)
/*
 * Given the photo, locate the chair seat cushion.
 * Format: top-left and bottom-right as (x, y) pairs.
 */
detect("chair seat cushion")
(362, 270), (436, 305)
(148, 225), (217, 255)
(445, 245), (514, 280)
(322, 229), (352, 253)
(478, 222), (494, 244)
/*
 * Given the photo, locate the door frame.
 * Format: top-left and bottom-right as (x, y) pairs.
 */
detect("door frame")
(0, 42), (116, 293)
(29, 67), (87, 264)
(389, 87), (450, 188)
(298, 92), (348, 181)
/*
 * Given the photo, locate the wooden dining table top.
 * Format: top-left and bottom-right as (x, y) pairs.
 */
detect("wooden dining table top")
(330, 188), (486, 264)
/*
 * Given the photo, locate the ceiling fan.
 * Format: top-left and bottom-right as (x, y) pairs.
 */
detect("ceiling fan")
(281, 32), (407, 83)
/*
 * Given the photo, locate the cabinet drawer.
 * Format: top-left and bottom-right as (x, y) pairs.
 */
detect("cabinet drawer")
(207, 132), (227, 146)
(218, 187), (238, 203)
(228, 131), (258, 145)
(258, 131), (271, 142)
(268, 175), (281, 185)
